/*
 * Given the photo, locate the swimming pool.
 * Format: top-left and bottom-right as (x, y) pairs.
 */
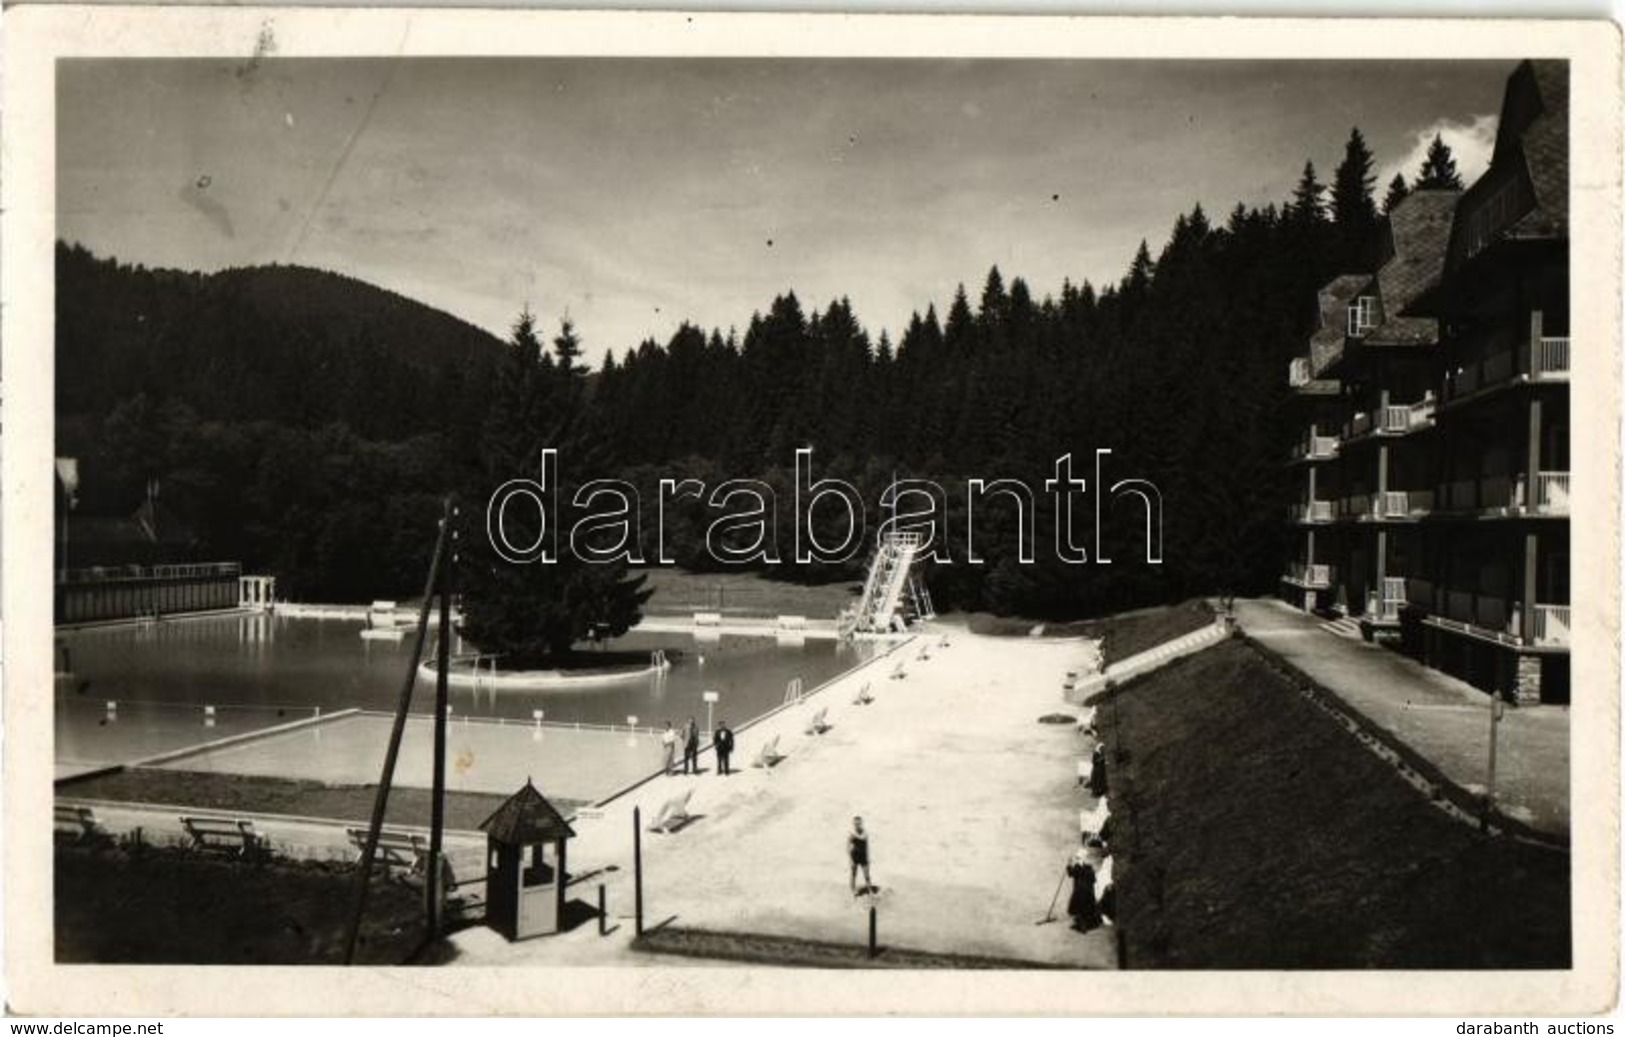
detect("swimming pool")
(55, 612), (874, 778)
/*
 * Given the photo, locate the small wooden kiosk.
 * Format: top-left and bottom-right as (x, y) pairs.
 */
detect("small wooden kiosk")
(479, 779), (576, 941)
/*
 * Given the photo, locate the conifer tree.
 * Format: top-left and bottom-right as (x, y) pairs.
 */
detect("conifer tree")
(1331, 128), (1378, 263)
(1289, 161), (1328, 224)
(1415, 134), (1464, 189)
(1383, 172), (1411, 214)
(458, 309), (651, 665)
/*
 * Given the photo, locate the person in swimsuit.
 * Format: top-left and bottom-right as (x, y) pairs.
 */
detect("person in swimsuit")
(848, 816), (872, 895)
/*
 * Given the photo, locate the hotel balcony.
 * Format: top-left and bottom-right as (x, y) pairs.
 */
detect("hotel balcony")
(1419, 588), (1572, 652)
(1428, 588), (1518, 645)
(1283, 562), (1333, 589)
(1441, 336), (1571, 406)
(1290, 432), (1340, 461)
(1435, 471), (1569, 517)
(1336, 493), (1373, 521)
(1378, 395), (1437, 436)
(1335, 490), (1432, 522)
(1529, 471), (1571, 514)
(1287, 500), (1335, 524)
(1288, 356), (1340, 395)
(1376, 489), (1434, 519)
(1364, 577), (1408, 624)
(1531, 604), (1572, 648)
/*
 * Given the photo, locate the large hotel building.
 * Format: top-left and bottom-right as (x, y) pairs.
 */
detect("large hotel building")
(1283, 59), (1569, 704)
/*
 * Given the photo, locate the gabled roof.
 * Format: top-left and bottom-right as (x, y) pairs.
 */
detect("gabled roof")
(1445, 59), (1568, 272)
(1362, 190), (1458, 346)
(1308, 275), (1370, 377)
(480, 779), (576, 844)
(1509, 60), (1568, 239)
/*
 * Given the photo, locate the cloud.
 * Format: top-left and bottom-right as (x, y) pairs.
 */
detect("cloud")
(1378, 114), (1498, 190)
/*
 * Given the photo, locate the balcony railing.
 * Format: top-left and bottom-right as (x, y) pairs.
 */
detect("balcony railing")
(1446, 335), (1570, 402)
(1535, 336), (1570, 378)
(1406, 577), (1434, 609)
(1288, 357), (1311, 388)
(60, 562), (243, 585)
(1378, 395), (1437, 435)
(1339, 493), (1373, 521)
(1378, 489), (1433, 519)
(1365, 579), (1407, 622)
(1532, 604), (1572, 648)
(1288, 500), (1335, 524)
(1286, 562), (1332, 588)
(1533, 471), (1570, 514)
(1293, 433), (1340, 460)
(1439, 590), (1511, 636)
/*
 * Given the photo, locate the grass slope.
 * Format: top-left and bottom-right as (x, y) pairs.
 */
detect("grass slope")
(1095, 639), (1569, 969)
(55, 843), (425, 964)
(969, 599), (1213, 663)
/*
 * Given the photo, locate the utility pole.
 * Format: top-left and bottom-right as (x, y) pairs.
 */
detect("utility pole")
(428, 501), (458, 937)
(343, 497), (451, 965)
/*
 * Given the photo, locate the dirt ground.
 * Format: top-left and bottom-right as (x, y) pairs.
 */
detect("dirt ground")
(1094, 639), (1571, 969)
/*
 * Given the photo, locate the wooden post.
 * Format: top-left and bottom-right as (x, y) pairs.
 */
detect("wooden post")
(343, 497), (451, 965)
(598, 883), (607, 936)
(868, 904), (878, 959)
(427, 518), (454, 938)
(634, 807), (644, 936)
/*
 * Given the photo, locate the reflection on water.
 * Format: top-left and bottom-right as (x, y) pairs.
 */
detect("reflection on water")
(56, 613), (872, 774)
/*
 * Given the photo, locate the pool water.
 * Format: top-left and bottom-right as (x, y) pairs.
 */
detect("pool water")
(56, 612), (873, 777)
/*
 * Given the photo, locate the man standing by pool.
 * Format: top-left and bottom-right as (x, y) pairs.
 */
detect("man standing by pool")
(682, 716), (701, 774)
(713, 720), (735, 775)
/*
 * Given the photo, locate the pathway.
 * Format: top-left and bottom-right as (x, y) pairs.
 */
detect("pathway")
(1231, 598), (1568, 838)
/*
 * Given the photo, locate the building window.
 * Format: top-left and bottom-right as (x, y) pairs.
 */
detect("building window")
(1347, 296), (1380, 337)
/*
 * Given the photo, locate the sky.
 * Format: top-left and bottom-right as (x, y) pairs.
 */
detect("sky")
(58, 58), (1512, 363)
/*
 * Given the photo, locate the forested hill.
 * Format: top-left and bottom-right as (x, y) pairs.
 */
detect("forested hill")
(56, 241), (505, 442)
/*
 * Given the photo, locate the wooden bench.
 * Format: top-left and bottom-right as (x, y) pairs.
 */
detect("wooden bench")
(55, 804), (110, 844)
(346, 826), (429, 875)
(646, 788), (696, 834)
(804, 707), (830, 735)
(180, 815), (265, 858)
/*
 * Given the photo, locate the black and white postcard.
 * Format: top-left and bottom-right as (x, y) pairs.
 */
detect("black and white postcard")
(2, 7), (1619, 1018)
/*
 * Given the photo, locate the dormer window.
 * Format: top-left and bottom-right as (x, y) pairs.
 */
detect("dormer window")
(1347, 296), (1381, 337)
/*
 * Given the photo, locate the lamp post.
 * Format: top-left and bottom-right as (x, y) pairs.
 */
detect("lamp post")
(1484, 692), (1505, 829)
(702, 690), (719, 738)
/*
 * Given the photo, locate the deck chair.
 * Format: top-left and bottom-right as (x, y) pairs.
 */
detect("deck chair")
(852, 681), (874, 705)
(752, 734), (784, 768)
(646, 788), (696, 834)
(917, 646), (931, 662)
(938, 636), (951, 649)
(1079, 797), (1110, 840)
(889, 661), (906, 680)
(805, 707), (830, 735)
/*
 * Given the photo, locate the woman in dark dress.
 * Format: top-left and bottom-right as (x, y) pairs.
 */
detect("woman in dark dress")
(1066, 849), (1102, 932)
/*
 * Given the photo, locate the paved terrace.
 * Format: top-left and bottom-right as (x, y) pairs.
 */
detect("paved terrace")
(1232, 598), (1569, 838)
(448, 624), (1117, 968)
